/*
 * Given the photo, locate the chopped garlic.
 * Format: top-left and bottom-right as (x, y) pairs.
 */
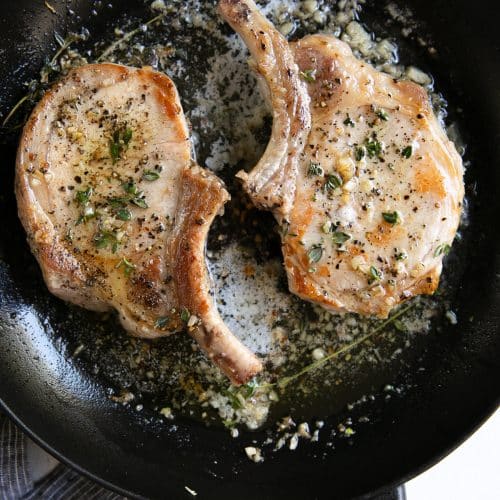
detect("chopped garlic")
(312, 347), (326, 360)
(160, 407), (174, 419)
(298, 422), (311, 438)
(410, 262), (426, 278)
(336, 155), (356, 181)
(245, 446), (264, 462)
(187, 314), (199, 328)
(279, 22), (294, 36)
(351, 255), (366, 271)
(360, 178), (374, 193)
(406, 66), (432, 86)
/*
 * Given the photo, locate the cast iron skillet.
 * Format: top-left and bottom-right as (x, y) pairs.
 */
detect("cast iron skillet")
(0, 0), (499, 498)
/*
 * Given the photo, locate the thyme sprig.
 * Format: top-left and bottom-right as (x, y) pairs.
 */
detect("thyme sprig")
(2, 32), (80, 128)
(96, 13), (166, 62)
(2, 12), (166, 129)
(260, 303), (415, 391)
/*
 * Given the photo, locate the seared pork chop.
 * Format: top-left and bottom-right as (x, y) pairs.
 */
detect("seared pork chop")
(219, 0), (464, 317)
(15, 63), (262, 384)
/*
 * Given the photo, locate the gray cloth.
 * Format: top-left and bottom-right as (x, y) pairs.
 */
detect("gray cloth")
(0, 415), (124, 499)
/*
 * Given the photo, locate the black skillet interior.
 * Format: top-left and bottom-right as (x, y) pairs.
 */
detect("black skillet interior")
(0, 0), (499, 499)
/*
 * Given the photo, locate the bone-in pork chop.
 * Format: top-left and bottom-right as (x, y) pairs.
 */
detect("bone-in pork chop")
(15, 63), (262, 384)
(219, 0), (464, 317)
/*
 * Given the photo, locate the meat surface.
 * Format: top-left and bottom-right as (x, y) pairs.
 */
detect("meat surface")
(15, 63), (262, 384)
(219, 0), (464, 317)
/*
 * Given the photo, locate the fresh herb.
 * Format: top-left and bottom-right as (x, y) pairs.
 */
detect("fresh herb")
(180, 307), (191, 323)
(332, 231), (351, 246)
(2, 32), (82, 128)
(222, 419), (237, 429)
(116, 208), (132, 221)
(382, 211), (400, 225)
(395, 251), (407, 261)
(142, 170), (160, 181)
(223, 378), (261, 410)
(240, 378), (260, 399)
(76, 206), (98, 225)
(108, 197), (130, 208)
(434, 243), (451, 257)
(355, 146), (366, 161)
(75, 186), (93, 206)
(122, 182), (138, 195)
(375, 108), (389, 121)
(324, 173), (343, 191)
(393, 319), (407, 332)
(96, 12), (167, 62)
(223, 389), (244, 410)
(115, 257), (135, 276)
(343, 114), (355, 127)
(262, 303), (415, 390)
(122, 128), (133, 145)
(368, 265), (382, 283)
(94, 230), (119, 253)
(402, 145), (413, 159)
(109, 183), (148, 210)
(155, 316), (170, 330)
(109, 128), (133, 164)
(308, 162), (323, 177)
(130, 197), (148, 209)
(365, 136), (383, 158)
(308, 244), (323, 263)
(300, 69), (316, 83)
(109, 137), (122, 164)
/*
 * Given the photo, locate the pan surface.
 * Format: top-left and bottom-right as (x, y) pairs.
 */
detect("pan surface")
(0, 0), (499, 498)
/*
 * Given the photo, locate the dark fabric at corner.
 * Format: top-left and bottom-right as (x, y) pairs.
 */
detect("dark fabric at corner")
(0, 415), (124, 500)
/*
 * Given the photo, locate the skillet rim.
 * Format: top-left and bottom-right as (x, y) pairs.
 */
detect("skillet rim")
(1, 0), (499, 497)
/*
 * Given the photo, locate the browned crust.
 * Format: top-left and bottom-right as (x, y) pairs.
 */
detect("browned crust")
(172, 165), (262, 384)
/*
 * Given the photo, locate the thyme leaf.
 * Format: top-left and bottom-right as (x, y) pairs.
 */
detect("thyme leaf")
(324, 173), (343, 191)
(116, 208), (132, 221)
(94, 230), (119, 253)
(142, 170), (160, 181)
(365, 136), (383, 158)
(355, 146), (366, 161)
(332, 231), (351, 246)
(109, 128), (133, 164)
(434, 243), (451, 257)
(300, 69), (316, 83)
(75, 186), (93, 206)
(180, 308), (190, 323)
(115, 257), (135, 276)
(155, 316), (170, 330)
(343, 114), (355, 127)
(402, 145), (413, 159)
(308, 244), (323, 263)
(382, 211), (400, 225)
(375, 108), (389, 121)
(368, 265), (382, 283)
(307, 162), (323, 177)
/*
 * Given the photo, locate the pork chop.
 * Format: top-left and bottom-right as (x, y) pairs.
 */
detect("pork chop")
(15, 63), (262, 384)
(219, 0), (464, 317)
